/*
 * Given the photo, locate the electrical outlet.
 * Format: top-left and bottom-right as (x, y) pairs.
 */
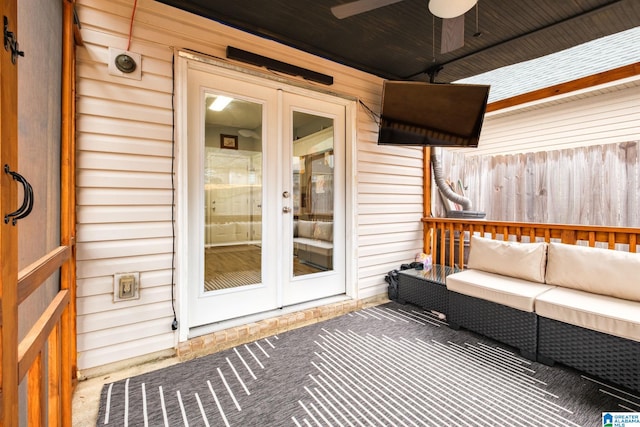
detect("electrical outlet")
(119, 276), (135, 299)
(113, 272), (140, 302)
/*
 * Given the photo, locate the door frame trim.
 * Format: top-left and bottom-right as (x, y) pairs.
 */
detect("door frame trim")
(175, 50), (357, 342)
(178, 51), (358, 103)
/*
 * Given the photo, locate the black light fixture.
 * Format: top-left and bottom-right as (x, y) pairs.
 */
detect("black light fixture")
(114, 53), (137, 73)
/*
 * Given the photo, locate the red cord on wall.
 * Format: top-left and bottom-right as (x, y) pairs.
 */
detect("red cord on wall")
(126, 0), (138, 51)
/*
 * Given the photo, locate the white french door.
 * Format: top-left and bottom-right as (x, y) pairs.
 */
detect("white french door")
(181, 57), (347, 329)
(281, 93), (346, 306)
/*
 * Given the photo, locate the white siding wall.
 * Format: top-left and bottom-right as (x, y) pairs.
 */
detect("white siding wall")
(75, 0), (424, 369)
(457, 77), (640, 156)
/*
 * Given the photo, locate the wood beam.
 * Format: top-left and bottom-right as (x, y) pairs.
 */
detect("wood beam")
(17, 246), (70, 307)
(486, 62), (640, 113)
(61, 1), (78, 425)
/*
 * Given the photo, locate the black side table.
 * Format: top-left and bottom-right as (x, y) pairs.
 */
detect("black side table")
(397, 264), (460, 316)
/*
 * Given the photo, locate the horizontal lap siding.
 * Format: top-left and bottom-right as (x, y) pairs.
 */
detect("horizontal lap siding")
(76, 0), (179, 369)
(356, 136), (424, 298)
(77, 269), (171, 298)
(76, 0), (422, 369)
(460, 81), (640, 156)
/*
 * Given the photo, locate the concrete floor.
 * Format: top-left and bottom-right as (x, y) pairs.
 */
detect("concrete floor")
(72, 356), (179, 426)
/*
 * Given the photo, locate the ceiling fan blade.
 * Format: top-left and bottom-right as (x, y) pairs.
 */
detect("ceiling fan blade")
(441, 14), (465, 53)
(331, 0), (404, 19)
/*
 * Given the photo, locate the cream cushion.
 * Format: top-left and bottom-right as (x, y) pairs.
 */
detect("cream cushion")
(446, 269), (555, 312)
(545, 242), (640, 301)
(313, 221), (333, 242)
(297, 220), (314, 238)
(536, 287), (640, 342)
(467, 236), (548, 283)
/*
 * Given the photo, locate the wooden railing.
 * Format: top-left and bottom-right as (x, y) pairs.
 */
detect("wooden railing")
(422, 218), (640, 269)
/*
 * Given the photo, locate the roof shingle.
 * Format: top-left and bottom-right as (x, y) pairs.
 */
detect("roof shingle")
(456, 27), (640, 102)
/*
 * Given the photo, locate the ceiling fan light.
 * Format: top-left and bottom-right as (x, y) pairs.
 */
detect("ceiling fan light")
(428, 0), (477, 19)
(209, 95), (233, 111)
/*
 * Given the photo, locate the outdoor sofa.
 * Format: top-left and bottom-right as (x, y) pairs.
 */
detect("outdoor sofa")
(293, 219), (333, 269)
(445, 235), (640, 392)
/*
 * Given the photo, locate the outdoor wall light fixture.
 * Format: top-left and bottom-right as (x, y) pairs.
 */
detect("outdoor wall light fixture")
(114, 52), (137, 73)
(428, 0), (477, 18)
(108, 48), (142, 80)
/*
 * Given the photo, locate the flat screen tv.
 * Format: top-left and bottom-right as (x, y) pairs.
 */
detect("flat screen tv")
(377, 81), (490, 147)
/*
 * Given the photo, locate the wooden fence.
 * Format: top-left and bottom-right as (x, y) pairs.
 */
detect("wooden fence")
(435, 141), (640, 227)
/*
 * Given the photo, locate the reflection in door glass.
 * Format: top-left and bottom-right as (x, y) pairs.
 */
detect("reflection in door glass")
(203, 94), (263, 292)
(291, 111), (334, 277)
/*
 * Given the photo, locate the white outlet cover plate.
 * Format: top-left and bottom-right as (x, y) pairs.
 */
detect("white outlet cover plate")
(108, 48), (142, 80)
(113, 272), (140, 302)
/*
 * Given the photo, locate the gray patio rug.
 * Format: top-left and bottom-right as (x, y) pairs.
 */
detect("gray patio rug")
(97, 302), (639, 426)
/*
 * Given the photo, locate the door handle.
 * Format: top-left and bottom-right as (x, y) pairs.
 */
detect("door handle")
(282, 206), (291, 213)
(4, 164), (34, 225)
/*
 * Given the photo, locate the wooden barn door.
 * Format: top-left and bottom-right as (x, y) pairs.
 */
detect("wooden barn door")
(0, 0), (77, 425)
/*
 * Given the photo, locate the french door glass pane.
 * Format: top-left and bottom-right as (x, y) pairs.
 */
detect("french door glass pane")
(203, 94), (263, 292)
(291, 111), (334, 277)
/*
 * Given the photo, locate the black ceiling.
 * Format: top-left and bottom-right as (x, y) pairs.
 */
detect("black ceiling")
(156, 0), (640, 83)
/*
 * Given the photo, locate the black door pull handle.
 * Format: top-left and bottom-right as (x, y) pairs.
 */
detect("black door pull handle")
(4, 164), (34, 225)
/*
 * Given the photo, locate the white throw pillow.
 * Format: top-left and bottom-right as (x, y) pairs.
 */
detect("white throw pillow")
(545, 242), (640, 301)
(467, 235), (548, 283)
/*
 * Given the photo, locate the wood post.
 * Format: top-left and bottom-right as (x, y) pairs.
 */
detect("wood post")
(60, 1), (78, 424)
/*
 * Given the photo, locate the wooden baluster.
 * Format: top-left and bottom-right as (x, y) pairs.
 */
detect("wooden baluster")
(439, 224), (446, 266)
(28, 352), (45, 426)
(48, 323), (61, 427)
(561, 230), (577, 245)
(448, 223), (455, 268)
(458, 225), (465, 268)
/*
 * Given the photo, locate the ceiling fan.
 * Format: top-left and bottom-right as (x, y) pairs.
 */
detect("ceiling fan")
(238, 129), (261, 140)
(331, 0), (478, 54)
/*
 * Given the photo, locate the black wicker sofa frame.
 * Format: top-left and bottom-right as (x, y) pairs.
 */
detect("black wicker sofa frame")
(444, 235), (640, 392)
